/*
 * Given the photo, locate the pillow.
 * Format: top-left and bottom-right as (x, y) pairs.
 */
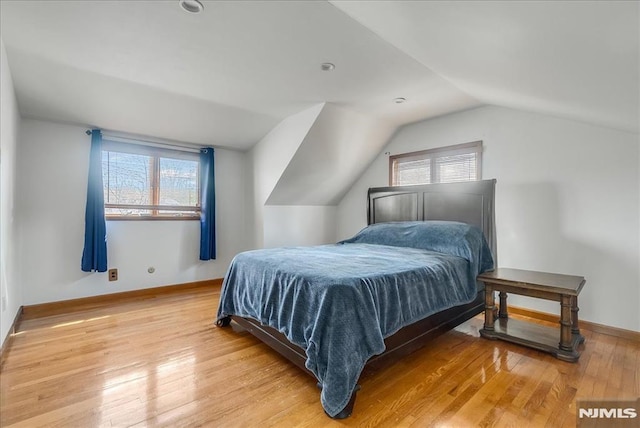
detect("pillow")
(339, 221), (494, 273)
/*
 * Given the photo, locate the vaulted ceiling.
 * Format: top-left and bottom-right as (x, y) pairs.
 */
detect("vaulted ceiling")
(2, 1), (637, 153)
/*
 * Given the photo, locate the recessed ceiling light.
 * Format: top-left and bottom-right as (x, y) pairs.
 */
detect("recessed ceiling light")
(321, 62), (335, 71)
(179, 0), (204, 14)
(394, 97), (406, 104)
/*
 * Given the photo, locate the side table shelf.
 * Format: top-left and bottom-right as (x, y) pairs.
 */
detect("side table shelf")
(478, 268), (586, 362)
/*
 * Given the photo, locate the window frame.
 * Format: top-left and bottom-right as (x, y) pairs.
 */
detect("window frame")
(389, 141), (482, 186)
(102, 140), (201, 221)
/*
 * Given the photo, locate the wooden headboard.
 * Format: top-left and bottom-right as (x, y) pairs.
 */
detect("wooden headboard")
(367, 179), (497, 262)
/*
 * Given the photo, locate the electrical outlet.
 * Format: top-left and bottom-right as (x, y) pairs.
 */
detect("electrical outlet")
(108, 268), (118, 281)
(1, 296), (7, 311)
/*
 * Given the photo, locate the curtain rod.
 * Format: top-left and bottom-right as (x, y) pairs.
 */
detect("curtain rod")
(86, 129), (203, 153)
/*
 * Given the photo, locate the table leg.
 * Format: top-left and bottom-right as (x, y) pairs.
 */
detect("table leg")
(483, 285), (495, 332)
(571, 296), (580, 335)
(559, 295), (573, 351)
(498, 292), (508, 318)
(571, 296), (585, 344)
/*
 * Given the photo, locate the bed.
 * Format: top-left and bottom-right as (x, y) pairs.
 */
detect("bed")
(216, 179), (497, 418)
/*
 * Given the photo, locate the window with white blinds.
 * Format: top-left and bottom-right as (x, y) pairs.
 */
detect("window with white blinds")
(389, 141), (482, 186)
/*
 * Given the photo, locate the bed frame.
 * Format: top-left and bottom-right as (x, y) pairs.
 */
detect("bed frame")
(217, 179), (497, 418)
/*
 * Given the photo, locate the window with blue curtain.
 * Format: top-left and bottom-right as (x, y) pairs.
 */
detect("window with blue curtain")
(81, 132), (215, 270)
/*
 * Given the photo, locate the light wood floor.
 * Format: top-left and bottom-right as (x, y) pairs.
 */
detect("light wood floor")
(1, 286), (638, 427)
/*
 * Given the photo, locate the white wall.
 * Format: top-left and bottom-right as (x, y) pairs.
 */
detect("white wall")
(255, 103), (396, 249)
(16, 119), (248, 305)
(263, 206), (336, 248)
(248, 104), (323, 248)
(251, 103), (396, 250)
(0, 38), (22, 347)
(337, 105), (640, 332)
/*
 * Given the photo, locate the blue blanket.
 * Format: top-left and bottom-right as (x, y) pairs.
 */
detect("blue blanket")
(217, 221), (493, 417)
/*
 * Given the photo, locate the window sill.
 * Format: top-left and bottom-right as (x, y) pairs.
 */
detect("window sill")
(106, 216), (200, 221)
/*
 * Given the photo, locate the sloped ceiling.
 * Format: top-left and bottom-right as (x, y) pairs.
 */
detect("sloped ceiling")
(1, 1), (637, 208)
(267, 103), (396, 206)
(3, 1), (635, 150)
(0, 0), (478, 149)
(331, 1), (639, 134)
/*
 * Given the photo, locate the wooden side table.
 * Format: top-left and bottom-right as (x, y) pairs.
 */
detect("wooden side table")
(478, 268), (586, 362)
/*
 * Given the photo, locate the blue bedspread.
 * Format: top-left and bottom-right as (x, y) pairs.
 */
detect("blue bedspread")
(217, 222), (493, 417)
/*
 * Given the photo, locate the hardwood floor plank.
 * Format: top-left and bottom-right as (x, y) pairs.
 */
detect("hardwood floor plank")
(621, 339), (640, 396)
(1, 287), (638, 427)
(448, 350), (529, 427)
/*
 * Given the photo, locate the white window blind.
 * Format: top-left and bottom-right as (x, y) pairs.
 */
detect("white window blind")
(390, 141), (482, 186)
